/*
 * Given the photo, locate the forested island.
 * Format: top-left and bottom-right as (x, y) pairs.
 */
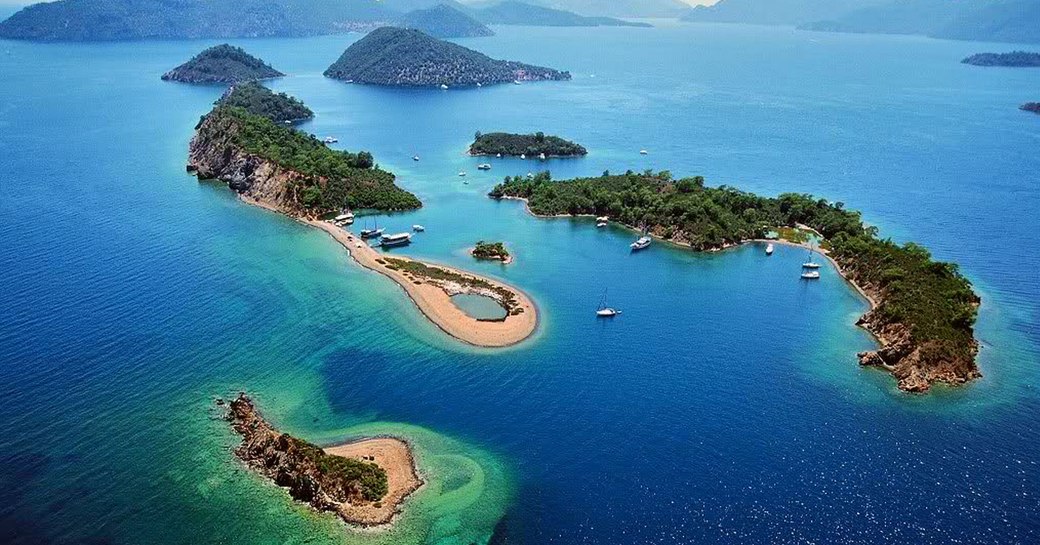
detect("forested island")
(470, 132), (587, 158)
(396, 4), (493, 38)
(962, 52), (1040, 67)
(188, 88), (420, 215)
(216, 82), (312, 124)
(472, 241), (511, 262)
(490, 171), (981, 393)
(1022, 102), (1040, 114)
(225, 394), (421, 526)
(162, 44), (283, 85)
(323, 27), (570, 88)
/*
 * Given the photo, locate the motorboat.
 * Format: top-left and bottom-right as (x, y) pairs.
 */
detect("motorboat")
(412, 225), (425, 232)
(323, 136), (338, 144)
(630, 236), (652, 251)
(801, 271), (821, 280)
(458, 171), (467, 177)
(380, 232), (412, 247)
(440, 84), (449, 90)
(477, 163), (491, 170)
(639, 149), (648, 155)
(596, 222), (608, 228)
(413, 155), (420, 161)
(766, 243), (774, 255)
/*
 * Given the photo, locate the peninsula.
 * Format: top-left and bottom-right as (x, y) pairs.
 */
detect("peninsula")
(470, 132), (587, 158)
(962, 52), (1040, 67)
(188, 87), (537, 347)
(162, 44), (283, 84)
(323, 27), (570, 88)
(490, 171), (981, 393)
(225, 394), (421, 526)
(215, 82), (313, 124)
(1022, 102), (1040, 114)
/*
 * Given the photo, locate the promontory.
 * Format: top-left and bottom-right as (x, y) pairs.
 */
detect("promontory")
(225, 394), (421, 526)
(962, 51), (1040, 67)
(323, 26), (570, 88)
(162, 44), (283, 85)
(490, 171), (981, 393)
(471, 131), (587, 158)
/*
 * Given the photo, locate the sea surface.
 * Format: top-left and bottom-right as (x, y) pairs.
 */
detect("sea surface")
(1, 22), (1039, 545)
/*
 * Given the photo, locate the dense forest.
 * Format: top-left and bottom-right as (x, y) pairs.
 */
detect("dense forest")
(490, 171), (980, 375)
(162, 44), (283, 84)
(217, 82), (313, 123)
(199, 105), (420, 212)
(470, 132), (587, 157)
(472, 241), (510, 260)
(323, 27), (570, 87)
(962, 51), (1040, 67)
(396, 4), (493, 38)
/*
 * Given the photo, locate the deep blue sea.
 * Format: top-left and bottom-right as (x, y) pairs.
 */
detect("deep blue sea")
(1, 22), (1038, 545)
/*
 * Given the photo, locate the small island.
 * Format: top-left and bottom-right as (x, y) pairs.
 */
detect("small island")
(225, 394), (421, 526)
(470, 132), (587, 158)
(162, 44), (283, 84)
(962, 51), (1040, 67)
(217, 82), (313, 124)
(1022, 102), (1040, 114)
(396, 4), (494, 38)
(471, 241), (512, 263)
(323, 26), (570, 88)
(490, 171), (981, 393)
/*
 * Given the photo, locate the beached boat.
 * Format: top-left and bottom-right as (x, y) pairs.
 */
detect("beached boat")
(334, 212), (355, 225)
(477, 163), (491, 170)
(412, 225), (425, 232)
(630, 236), (652, 251)
(766, 243), (774, 255)
(380, 232), (412, 247)
(801, 270), (821, 280)
(513, 80), (522, 85)
(596, 216), (609, 222)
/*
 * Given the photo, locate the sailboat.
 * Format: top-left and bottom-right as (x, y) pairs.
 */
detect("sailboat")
(359, 219), (384, 239)
(802, 245), (821, 269)
(596, 292), (621, 317)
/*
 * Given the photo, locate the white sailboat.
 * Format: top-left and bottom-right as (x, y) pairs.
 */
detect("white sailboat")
(596, 292), (620, 317)
(766, 243), (774, 255)
(801, 270), (821, 280)
(802, 244), (821, 269)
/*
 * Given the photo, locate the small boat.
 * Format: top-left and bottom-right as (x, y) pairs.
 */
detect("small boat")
(513, 80), (522, 85)
(477, 163), (491, 170)
(766, 243), (774, 255)
(380, 232), (412, 247)
(526, 172), (534, 179)
(412, 225), (425, 232)
(596, 216), (609, 223)
(458, 171), (467, 177)
(596, 292), (620, 317)
(359, 220), (383, 239)
(496, 153), (502, 158)
(412, 155), (420, 161)
(802, 245), (821, 269)
(334, 212), (355, 225)
(801, 271), (821, 280)
(324, 136), (338, 144)
(440, 84), (449, 90)
(639, 149), (648, 155)
(463, 180), (470, 185)
(630, 236), (652, 251)
(538, 153), (546, 160)
(520, 153), (526, 160)
(596, 222), (608, 228)
(476, 82), (482, 88)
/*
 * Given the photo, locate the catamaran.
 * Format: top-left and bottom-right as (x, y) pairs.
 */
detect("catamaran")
(380, 232), (412, 247)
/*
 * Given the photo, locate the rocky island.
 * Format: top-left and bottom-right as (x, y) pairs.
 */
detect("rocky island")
(323, 26), (570, 88)
(396, 4), (493, 38)
(471, 241), (512, 263)
(162, 44), (283, 84)
(188, 87), (538, 347)
(1021, 102), (1040, 114)
(490, 171), (981, 393)
(225, 394), (421, 526)
(471, 131), (587, 158)
(963, 51), (1040, 67)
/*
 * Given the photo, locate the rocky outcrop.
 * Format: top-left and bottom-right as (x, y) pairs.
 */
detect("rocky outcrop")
(188, 113), (311, 217)
(1022, 102), (1040, 115)
(856, 314), (980, 392)
(224, 394), (390, 522)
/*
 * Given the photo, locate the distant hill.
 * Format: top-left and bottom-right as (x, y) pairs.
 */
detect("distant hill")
(800, 0), (1040, 45)
(395, 4), (494, 38)
(216, 82), (313, 124)
(323, 26), (570, 88)
(0, 0), (392, 41)
(474, 2), (651, 28)
(528, 0), (690, 18)
(962, 51), (1040, 67)
(683, 0), (886, 25)
(162, 44), (283, 85)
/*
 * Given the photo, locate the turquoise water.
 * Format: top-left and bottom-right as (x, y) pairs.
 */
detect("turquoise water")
(450, 294), (509, 321)
(1, 22), (1039, 545)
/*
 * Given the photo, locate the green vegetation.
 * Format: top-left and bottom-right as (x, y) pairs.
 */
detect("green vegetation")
(217, 82), (312, 123)
(162, 44), (283, 84)
(202, 106), (420, 212)
(470, 132), (587, 157)
(396, 4), (493, 38)
(472, 241), (510, 260)
(490, 170), (979, 361)
(295, 439), (388, 502)
(473, 1), (652, 28)
(384, 258), (524, 315)
(323, 26), (570, 88)
(963, 51), (1040, 67)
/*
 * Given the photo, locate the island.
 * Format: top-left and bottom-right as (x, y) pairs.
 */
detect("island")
(490, 171), (981, 393)
(188, 87), (538, 347)
(471, 241), (512, 263)
(162, 44), (283, 84)
(396, 4), (494, 38)
(225, 394), (422, 526)
(215, 82), (313, 124)
(1022, 102), (1040, 114)
(470, 132), (587, 158)
(962, 52), (1040, 67)
(323, 26), (570, 88)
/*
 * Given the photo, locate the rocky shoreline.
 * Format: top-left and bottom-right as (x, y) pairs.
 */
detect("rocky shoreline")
(224, 394), (422, 526)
